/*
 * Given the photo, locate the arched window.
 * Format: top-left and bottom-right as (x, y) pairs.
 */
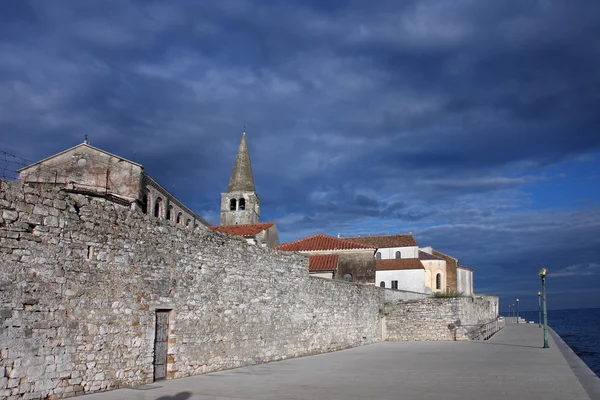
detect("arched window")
(186, 219), (191, 227)
(343, 273), (352, 282)
(176, 213), (182, 224)
(141, 194), (148, 214)
(395, 251), (401, 259)
(238, 198), (245, 210)
(379, 281), (385, 288)
(376, 252), (382, 260)
(166, 205), (173, 221)
(436, 273), (442, 290)
(229, 198), (237, 211)
(154, 197), (163, 218)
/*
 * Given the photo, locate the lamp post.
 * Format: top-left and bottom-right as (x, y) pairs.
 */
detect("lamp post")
(537, 291), (542, 328)
(508, 304), (511, 318)
(538, 267), (549, 348)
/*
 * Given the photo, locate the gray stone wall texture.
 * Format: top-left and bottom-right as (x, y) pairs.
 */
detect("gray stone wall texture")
(0, 181), (386, 399)
(0, 180), (494, 400)
(383, 295), (499, 341)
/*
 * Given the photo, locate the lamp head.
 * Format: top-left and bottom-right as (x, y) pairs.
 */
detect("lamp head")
(537, 291), (541, 296)
(538, 267), (548, 277)
(516, 299), (519, 302)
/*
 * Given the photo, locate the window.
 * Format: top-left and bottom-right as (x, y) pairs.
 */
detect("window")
(176, 213), (182, 224)
(395, 251), (401, 259)
(239, 198), (245, 210)
(154, 198), (163, 218)
(391, 280), (398, 290)
(343, 273), (352, 282)
(186, 219), (191, 227)
(141, 194), (148, 214)
(229, 198), (237, 211)
(436, 273), (442, 290)
(376, 252), (382, 260)
(379, 281), (385, 288)
(166, 206), (173, 221)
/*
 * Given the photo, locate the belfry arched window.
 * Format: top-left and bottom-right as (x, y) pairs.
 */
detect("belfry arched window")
(395, 251), (401, 259)
(167, 205), (173, 221)
(436, 273), (442, 290)
(230, 198), (237, 211)
(238, 198), (245, 210)
(380, 281), (385, 288)
(177, 212), (182, 224)
(376, 252), (382, 260)
(154, 197), (163, 219)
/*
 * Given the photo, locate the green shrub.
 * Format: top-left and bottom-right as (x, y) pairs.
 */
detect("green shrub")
(432, 289), (465, 298)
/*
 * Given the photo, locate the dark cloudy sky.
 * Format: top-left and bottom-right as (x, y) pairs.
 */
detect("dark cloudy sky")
(1, 0), (599, 311)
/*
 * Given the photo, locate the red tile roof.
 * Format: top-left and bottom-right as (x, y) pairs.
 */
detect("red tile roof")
(308, 254), (339, 271)
(376, 259), (424, 271)
(419, 251), (443, 261)
(347, 234), (418, 248)
(275, 233), (376, 252)
(210, 222), (275, 237)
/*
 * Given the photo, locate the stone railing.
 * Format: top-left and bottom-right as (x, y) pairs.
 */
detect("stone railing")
(464, 317), (505, 340)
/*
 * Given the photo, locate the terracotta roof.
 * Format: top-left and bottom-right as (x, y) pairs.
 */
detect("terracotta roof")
(376, 259), (424, 271)
(210, 222), (275, 237)
(347, 234), (418, 248)
(275, 233), (376, 252)
(308, 254), (338, 271)
(419, 251), (443, 261)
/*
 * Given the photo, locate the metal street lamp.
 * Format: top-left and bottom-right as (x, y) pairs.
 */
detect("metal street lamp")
(516, 299), (520, 323)
(537, 291), (542, 328)
(508, 304), (511, 318)
(538, 267), (549, 348)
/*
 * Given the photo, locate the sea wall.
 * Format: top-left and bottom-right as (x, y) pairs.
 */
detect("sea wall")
(0, 181), (392, 399)
(0, 180), (485, 400)
(383, 295), (499, 341)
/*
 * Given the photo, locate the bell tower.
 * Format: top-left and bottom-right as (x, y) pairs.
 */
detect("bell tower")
(220, 132), (260, 225)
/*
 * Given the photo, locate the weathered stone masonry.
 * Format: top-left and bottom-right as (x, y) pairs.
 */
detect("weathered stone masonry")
(0, 181), (401, 399)
(0, 181), (497, 399)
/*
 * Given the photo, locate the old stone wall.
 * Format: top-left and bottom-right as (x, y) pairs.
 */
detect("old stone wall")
(0, 181), (385, 399)
(383, 295), (499, 341)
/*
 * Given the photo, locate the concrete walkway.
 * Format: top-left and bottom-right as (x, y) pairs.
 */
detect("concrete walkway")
(79, 323), (600, 400)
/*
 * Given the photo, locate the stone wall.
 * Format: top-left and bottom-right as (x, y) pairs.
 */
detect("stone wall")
(383, 295), (499, 341)
(0, 181), (387, 399)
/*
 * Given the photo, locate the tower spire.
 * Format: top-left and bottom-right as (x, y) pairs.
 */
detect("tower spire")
(227, 132), (255, 192)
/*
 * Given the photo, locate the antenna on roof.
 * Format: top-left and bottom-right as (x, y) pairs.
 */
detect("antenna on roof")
(84, 134), (88, 144)
(337, 233), (340, 238)
(243, 125), (246, 135)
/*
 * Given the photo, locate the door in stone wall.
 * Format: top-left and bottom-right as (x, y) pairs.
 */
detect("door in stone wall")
(154, 310), (170, 381)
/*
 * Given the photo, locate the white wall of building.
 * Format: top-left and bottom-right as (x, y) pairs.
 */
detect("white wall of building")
(457, 268), (474, 296)
(376, 270), (425, 293)
(421, 259), (447, 292)
(376, 246), (418, 260)
(310, 272), (334, 279)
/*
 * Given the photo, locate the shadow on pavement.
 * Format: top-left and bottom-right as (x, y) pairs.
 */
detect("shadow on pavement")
(155, 392), (192, 400)
(472, 341), (542, 349)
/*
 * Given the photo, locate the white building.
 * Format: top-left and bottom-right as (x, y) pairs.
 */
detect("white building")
(347, 234), (428, 293)
(457, 265), (475, 296)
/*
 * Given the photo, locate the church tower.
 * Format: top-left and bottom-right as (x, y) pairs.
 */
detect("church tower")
(220, 132), (260, 225)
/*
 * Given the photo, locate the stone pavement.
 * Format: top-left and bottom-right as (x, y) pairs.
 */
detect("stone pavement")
(79, 323), (600, 400)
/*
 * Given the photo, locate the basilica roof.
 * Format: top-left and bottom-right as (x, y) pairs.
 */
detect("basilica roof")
(346, 234), (418, 248)
(376, 259), (424, 271)
(276, 233), (376, 252)
(308, 254), (339, 271)
(210, 222), (275, 237)
(418, 251), (443, 261)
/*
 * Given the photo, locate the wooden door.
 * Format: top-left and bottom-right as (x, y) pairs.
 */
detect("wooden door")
(153, 310), (170, 381)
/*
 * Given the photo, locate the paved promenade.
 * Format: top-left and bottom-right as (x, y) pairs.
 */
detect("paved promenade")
(80, 322), (600, 400)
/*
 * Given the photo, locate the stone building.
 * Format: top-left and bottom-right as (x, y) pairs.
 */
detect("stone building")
(17, 140), (210, 229)
(430, 248), (459, 292)
(275, 233), (377, 284)
(216, 133), (279, 248)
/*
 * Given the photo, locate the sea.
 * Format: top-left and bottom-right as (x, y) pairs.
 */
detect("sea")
(501, 307), (600, 378)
